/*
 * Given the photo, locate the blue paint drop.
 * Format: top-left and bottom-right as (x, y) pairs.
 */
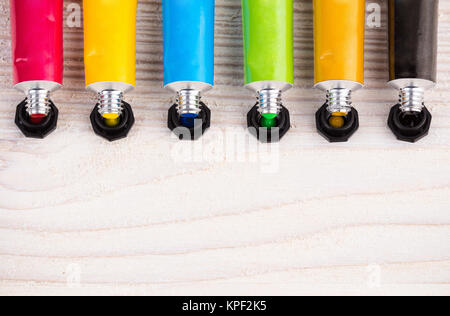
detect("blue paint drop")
(180, 113), (198, 128)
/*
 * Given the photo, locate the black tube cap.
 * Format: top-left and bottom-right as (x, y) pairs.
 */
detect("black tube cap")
(90, 101), (135, 142)
(316, 103), (359, 143)
(388, 104), (432, 143)
(247, 104), (290, 143)
(168, 102), (211, 140)
(15, 98), (59, 139)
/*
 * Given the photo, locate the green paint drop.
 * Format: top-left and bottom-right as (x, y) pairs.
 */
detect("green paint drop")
(261, 114), (277, 128)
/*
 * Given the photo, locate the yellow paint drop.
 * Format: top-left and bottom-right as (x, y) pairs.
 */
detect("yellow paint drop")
(103, 113), (120, 127)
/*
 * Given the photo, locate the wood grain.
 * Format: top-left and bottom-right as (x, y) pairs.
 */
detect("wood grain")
(0, 0), (449, 296)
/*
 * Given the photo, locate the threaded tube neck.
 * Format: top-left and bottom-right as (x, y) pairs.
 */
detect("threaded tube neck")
(258, 89), (282, 116)
(26, 89), (51, 117)
(326, 88), (353, 114)
(399, 87), (425, 113)
(177, 89), (202, 117)
(97, 90), (124, 117)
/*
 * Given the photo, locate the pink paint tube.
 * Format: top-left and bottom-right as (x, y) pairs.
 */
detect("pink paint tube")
(10, 0), (63, 138)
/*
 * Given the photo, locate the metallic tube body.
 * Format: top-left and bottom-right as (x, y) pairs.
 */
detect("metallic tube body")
(389, 0), (438, 83)
(314, 0), (365, 86)
(242, 0), (294, 87)
(10, 0), (63, 87)
(83, 0), (137, 90)
(163, 0), (215, 89)
(386, 0), (438, 143)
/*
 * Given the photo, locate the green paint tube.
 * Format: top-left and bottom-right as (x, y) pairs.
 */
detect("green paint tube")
(242, 0), (294, 85)
(242, 0), (294, 142)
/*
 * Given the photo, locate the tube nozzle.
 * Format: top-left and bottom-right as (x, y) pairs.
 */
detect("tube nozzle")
(26, 89), (51, 124)
(97, 90), (124, 127)
(326, 88), (352, 115)
(177, 89), (202, 117)
(399, 86), (425, 113)
(316, 87), (359, 143)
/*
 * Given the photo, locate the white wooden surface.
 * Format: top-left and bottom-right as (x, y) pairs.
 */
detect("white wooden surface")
(0, 0), (449, 296)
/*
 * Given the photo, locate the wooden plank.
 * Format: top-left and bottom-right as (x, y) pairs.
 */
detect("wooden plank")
(0, 0), (448, 296)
